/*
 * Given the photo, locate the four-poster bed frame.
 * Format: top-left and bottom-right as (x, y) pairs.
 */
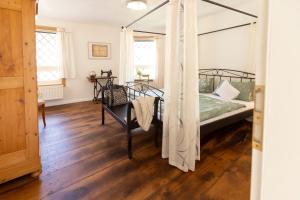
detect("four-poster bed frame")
(122, 0), (258, 36)
(101, 69), (255, 159)
(126, 69), (255, 140)
(113, 1), (258, 158)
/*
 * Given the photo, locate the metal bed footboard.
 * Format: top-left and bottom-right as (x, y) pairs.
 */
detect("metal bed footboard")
(126, 82), (165, 121)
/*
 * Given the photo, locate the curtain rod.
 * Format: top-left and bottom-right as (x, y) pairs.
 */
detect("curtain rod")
(124, 0), (257, 29)
(198, 22), (256, 36)
(125, 0), (169, 28)
(201, 0), (258, 19)
(131, 22), (256, 37)
(133, 30), (166, 36)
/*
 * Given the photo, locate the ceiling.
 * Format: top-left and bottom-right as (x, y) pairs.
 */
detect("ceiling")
(39, 0), (257, 29)
(39, 0), (165, 26)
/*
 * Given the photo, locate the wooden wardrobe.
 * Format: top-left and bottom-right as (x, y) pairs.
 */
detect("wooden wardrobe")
(0, 0), (41, 184)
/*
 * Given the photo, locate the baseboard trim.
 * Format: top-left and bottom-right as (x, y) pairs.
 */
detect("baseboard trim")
(45, 97), (92, 107)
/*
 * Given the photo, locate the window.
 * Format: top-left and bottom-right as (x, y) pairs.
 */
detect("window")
(36, 30), (61, 85)
(134, 40), (157, 79)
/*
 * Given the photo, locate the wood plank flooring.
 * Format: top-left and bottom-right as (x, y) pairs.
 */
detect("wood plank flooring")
(0, 101), (252, 200)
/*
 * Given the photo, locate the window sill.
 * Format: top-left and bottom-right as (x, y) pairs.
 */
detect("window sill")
(38, 78), (66, 87)
(38, 83), (62, 87)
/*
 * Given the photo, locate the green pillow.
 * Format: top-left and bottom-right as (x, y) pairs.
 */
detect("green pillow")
(199, 78), (214, 93)
(231, 81), (255, 101)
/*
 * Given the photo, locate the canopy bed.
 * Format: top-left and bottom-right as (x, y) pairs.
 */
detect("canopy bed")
(126, 68), (255, 139)
(116, 0), (257, 171)
(101, 69), (255, 160)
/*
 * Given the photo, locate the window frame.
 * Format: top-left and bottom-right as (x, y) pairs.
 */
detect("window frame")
(35, 25), (65, 86)
(133, 37), (157, 80)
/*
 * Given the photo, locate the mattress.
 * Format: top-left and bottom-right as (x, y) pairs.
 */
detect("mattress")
(156, 93), (253, 125)
(199, 94), (254, 126)
(128, 89), (254, 126)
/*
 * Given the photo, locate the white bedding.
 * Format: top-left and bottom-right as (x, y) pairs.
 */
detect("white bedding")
(129, 89), (254, 126)
(199, 93), (254, 126)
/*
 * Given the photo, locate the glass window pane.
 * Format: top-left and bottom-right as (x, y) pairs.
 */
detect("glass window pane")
(134, 41), (157, 79)
(36, 32), (60, 82)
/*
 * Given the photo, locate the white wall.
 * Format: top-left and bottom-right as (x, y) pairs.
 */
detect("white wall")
(36, 17), (120, 106)
(198, 1), (258, 73)
(260, 1), (300, 199)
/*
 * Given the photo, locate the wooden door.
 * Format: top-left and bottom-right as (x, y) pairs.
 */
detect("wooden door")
(0, 0), (41, 184)
(250, 0), (268, 199)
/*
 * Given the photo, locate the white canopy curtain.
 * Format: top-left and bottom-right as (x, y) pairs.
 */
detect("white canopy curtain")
(155, 36), (165, 88)
(119, 28), (135, 85)
(57, 28), (76, 79)
(162, 0), (200, 172)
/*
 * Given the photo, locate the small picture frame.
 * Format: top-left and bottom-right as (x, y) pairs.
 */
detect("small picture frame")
(88, 42), (111, 59)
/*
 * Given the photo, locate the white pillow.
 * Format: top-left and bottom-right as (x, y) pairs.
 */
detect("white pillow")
(214, 80), (240, 100)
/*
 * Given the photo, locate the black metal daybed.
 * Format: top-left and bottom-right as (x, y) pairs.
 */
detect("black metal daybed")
(101, 85), (161, 159)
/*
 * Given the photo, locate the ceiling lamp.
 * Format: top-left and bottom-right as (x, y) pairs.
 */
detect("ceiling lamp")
(126, 0), (147, 10)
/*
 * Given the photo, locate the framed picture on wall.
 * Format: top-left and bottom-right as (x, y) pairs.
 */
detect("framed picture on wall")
(88, 42), (111, 59)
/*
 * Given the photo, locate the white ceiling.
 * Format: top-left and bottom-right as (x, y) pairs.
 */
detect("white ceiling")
(39, 0), (257, 29)
(39, 0), (165, 26)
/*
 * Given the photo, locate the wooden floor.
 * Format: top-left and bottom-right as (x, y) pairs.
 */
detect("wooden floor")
(0, 101), (252, 200)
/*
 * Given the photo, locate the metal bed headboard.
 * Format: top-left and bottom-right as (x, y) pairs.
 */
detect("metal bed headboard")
(199, 68), (255, 90)
(125, 69), (255, 120)
(199, 68), (255, 80)
(126, 69), (255, 99)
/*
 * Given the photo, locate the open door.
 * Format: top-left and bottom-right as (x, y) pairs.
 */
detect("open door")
(251, 1), (300, 199)
(0, 0), (41, 183)
(250, 0), (268, 199)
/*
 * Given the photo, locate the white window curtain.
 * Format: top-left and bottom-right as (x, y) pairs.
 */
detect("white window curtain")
(162, 0), (200, 172)
(57, 28), (76, 79)
(119, 28), (134, 85)
(155, 36), (165, 88)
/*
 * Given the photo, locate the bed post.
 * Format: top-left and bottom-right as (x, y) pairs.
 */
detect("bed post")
(127, 129), (132, 159)
(154, 125), (159, 147)
(101, 106), (105, 125)
(127, 103), (133, 159)
(154, 98), (159, 147)
(101, 87), (105, 125)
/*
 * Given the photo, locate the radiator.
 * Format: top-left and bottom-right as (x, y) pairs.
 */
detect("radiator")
(38, 85), (64, 100)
